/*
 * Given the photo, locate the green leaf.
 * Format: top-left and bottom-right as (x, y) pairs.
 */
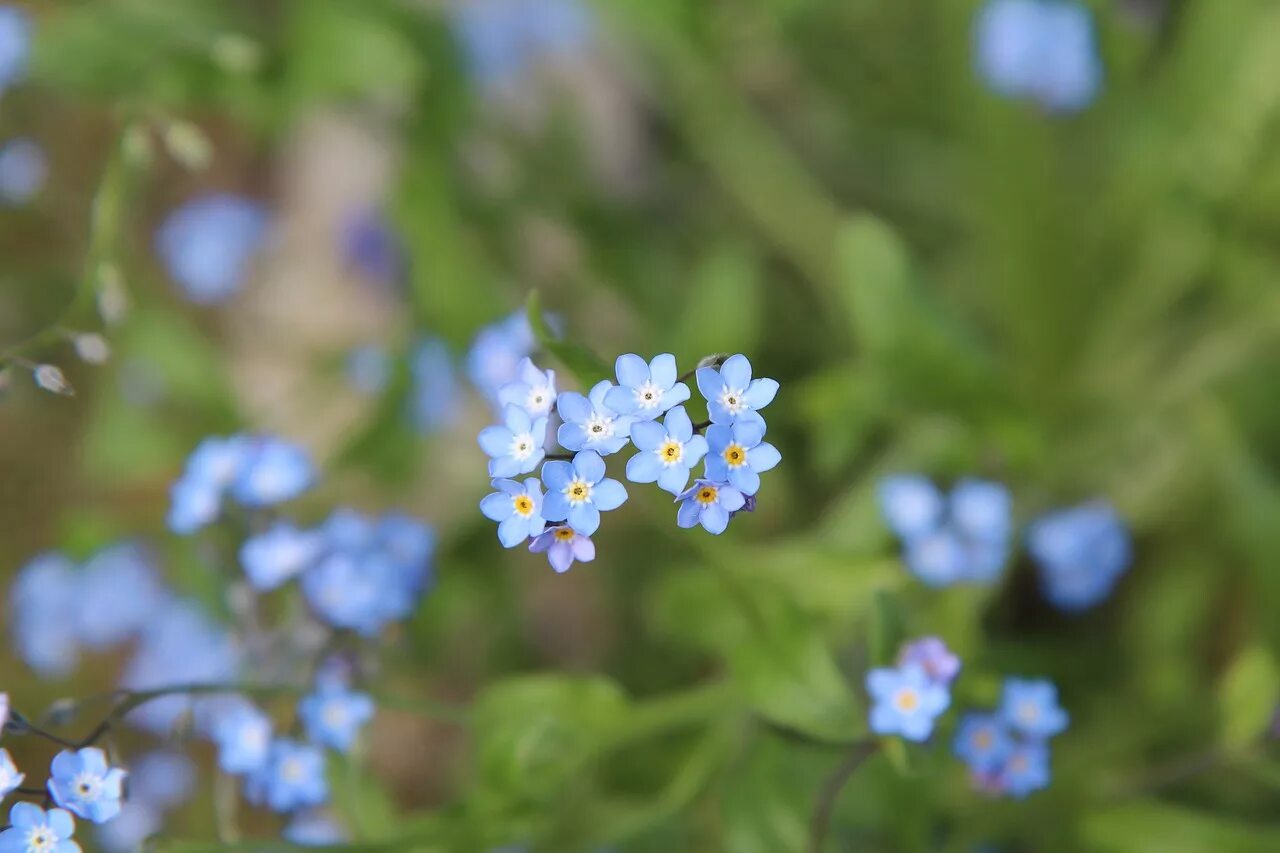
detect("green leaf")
(1217, 644), (1280, 748)
(526, 290), (611, 386)
(1083, 800), (1280, 853)
(868, 588), (907, 668)
(836, 215), (913, 354)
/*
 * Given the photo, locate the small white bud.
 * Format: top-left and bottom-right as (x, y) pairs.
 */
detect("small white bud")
(34, 364), (74, 396)
(73, 333), (111, 365)
(97, 262), (128, 325)
(163, 120), (213, 172)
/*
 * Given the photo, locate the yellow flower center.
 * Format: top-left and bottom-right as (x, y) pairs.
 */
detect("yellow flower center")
(722, 443), (747, 468)
(695, 485), (718, 505)
(565, 479), (592, 505)
(892, 688), (920, 713)
(553, 527), (576, 541)
(973, 729), (993, 750)
(512, 494), (535, 516)
(660, 439), (683, 464)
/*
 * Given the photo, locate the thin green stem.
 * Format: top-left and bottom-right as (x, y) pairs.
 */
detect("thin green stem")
(809, 739), (880, 853)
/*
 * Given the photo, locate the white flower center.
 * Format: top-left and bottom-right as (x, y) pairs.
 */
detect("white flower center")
(657, 439), (684, 467)
(564, 478), (593, 506)
(280, 757), (305, 783)
(27, 827), (54, 853)
(509, 431), (536, 461)
(322, 702), (348, 729)
(633, 381), (663, 410)
(73, 771), (102, 802)
(526, 386), (552, 415)
(241, 723), (269, 754)
(719, 388), (747, 415)
(1017, 702), (1039, 724)
(892, 688), (920, 714)
(584, 413), (615, 441)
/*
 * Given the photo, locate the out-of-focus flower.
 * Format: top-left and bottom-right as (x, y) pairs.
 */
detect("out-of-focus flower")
(528, 525), (595, 573)
(497, 357), (556, 420)
(974, 0), (1102, 113)
(33, 364), (73, 396)
(1000, 678), (1069, 739)
(556, 381), (634, 456)
(451, 0), (594, 89)
(627, 405), (708, 496)
(480, 478), (546, 548)
(345, 345), (390, 396)
(897, 637), (961, 687)
(126, 751), (196, 811)
(955, 675), (1068, 798)
(245, 739), (328, 813)
(168, 435), (315, 534)
(231, 437), (316, 508)
(866, 662), (951, 742)
(211, 703), (273, 775)
(284, 809), (348, 847)
(603, 353), (689, 421)
(47, 748), (127, 824)
(541, 450), (627, 536)
(878, 476), (1013, 587)
(73, 543), (167, 649)
(0, 6), (30, 93)
(0, 803), (79, 853)
(997, 741), (1052, 798)
(467, 312), (535, 404)
(704, 419), (781, 497)
(675, 479), (746, 535)
(0, 139), (46, 205)
(95, 802), (160, 853)
(342, 208), (407, 288)
(409, 337), (462, 433)
(155, 193), (268, 304)
(479, 404), (548, 478)
(298, 682), (374, 753)
(696, 354), (778, 426)
(953, 713), (1014, 774)
(240, 523), (325, 592)
(1028, 501), (1131, 611)
(10, 553), (81, 677)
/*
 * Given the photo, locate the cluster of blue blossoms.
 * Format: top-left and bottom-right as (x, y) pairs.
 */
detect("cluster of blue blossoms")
(167, 434), (315, 534)
(477, 352), (780, 570)
(878, 475), (1133, 611)
(0, 741), (127, 852)
(953, 678), (1069, 798)
(865, 638), (1069, 798)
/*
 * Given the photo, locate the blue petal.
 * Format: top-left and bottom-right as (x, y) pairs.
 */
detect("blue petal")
(704, 455), (729, 482)
(477, 425), (512, 458)
(677, 499), (701, 528)
(557, 422), (587, 451)
(664, 406), (693, 441)
(47, 809), (75, 839)
(556, 392), (592, 424)
(719, 354), (752, 389)
(728, 467), (760, 495)
(744, 378), (778, 409)
(684, 435), (709, 465)
(503, 404), (531, 433)
(732, 418), (766, 447)
(541, 460), (573, 491)
(573, 450), (606, 483)
(587, 380), (614, 409)
(700, 503), (730, 534)
(592, 478), (628, 511)
(604, 385), (637, 414)
(542, 491), (570, 522)
(627, 451), (663, 483)
(718, 485), (746, 512)
(488, 455), (520, 479)
(659, 383), (690, 410)
(695, 367), (722, 402)
(497, 516), (530, 548)
(480, 492), (513, 522)
(869, 704), (898, 736)
(749, 442), (781, 472)
(568, 503), (600, 536)
(705, 424), (731, 453)
(630, 420), (665, 451)
(493, 478), (524, 495)
(656, 465), (689, 496)
(615, 353), (649, 387)
(650, 353), (678, 388)
(10, 802), (42, 828)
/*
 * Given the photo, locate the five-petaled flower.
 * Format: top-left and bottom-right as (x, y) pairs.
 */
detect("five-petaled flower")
(480, 478), (547, 547)
(953, 713), (1014, 773)
(245, 739), (328, 814)
(541, 451), (628, 536)
(866, 663), (951, 742)
(528, 525), (596, 573)
(211, 703), (273, 776)
(603, 353), (690, 420)
(47, 748), (127, 824)
(497, 357), (557, 419)
(556, 381), (635, 456)
(298, 682), (375, 754)
(0, 802), (80, 853)
(676, 479), (746, 535)
(696, 354), (778, 425)
(999, 678), (1069, 739)
(704, 419), (781, 497)
(626, 405), (708, 496)
(478, 404), (548, 478)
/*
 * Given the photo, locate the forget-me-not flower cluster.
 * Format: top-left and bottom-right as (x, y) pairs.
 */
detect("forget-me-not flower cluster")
(155, 193), (269, 304)
(168, 434), (316, 534)
(866, 638), (958, 742)
(1028, 502), (1132, 612)
(953, 676), (1068, 798)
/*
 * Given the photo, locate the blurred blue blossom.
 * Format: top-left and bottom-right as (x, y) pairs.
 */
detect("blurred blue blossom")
(0, 803), (79, 853)
(298, 682), (374, 753)
(675, 479), (746, 535)
(451, 0), (593, 87)
(627, 406), (708, 496)
(10, 552), (81, 677)
(126, 751), (196, 811)
(47, 748), (126, 825)
(74, 543), (167, 649)
(542, 450), (627, 536)
(878, 475), (1012, 587)
(1000, 678), (1069, 739)
(696, 354), (778, 426)
(245, 739), (328, 814)
(155, 193), (269, 304)
(897, 636), (961, 686)
(997, 741), (1052, 798)
(556, 380), (634, 456)
(231, 437), (316, 508)
(974, 0), (1102, 113)
(341, 208), (406, 287)
(169, 435), (314, 534)
(480, 478), (546, 548)
(410, 337), (462, 433)
(0, 5), (30, 93)
(0, 138), (46, 206)
(240, 522), (325, 592)
(704, 419), (781, 497)
(212, 703), (273, 775)
(955, 676), (1068, 798)
(95, 803), (160, 853)
(345, 345), (391, 396)
(497, 357), (556, 421)
(0, 749), (24, 800)
(1028, 501), (1132, 611)
(866, 662), (951, 742)
(528, 525), (595, 573)
(467, 312), (535, 404)
(953, 713), (1014, 774)
(479, 405), (548, 478)
(604, 353), (690, 420)
(284, 809), (348, 847)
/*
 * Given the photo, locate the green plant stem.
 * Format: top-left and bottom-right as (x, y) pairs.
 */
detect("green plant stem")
(809, 738), (880, 853)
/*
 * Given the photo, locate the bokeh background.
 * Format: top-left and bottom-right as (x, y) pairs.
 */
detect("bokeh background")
(2, 0), (1280, 850)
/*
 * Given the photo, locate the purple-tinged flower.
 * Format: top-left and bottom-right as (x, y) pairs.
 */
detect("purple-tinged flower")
(541, 450), (627, 536)
(498, 357), (557, 419)
(866, 663), (951, 742)
(155, 193), (268, 304)
(603, 353), (690, 420)
(341, 208), (407, 287)
(704, 418), (781, 497)
(47, 748), (127, 824)
(897, 637), (961, 686)
(0, 803), (80, 853)
(952, 713), (1014, 774)
(675, 479), (745, 535)
(528, 525), (595, 573)
(480, 478), (546, 547)
(479, 404), (548, 478)
(1000, 678), (1068, 739)
(626, 405), (708, 496)
(556, 380), (635, 456)
(695, 354), (778, 425)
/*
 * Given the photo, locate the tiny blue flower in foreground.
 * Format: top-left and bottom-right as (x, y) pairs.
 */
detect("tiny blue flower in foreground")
(498, 357), (557, 420)
(866, 662), (951, 742)
(211, 703), (273, 775)
(603, 353), (690, 420)
(627, 405), (708, 496)
(557, 380), (635, 456)
(1028, 501), (1131, 612)
(704, 419), (781, 497)
(997, 740), (1052, 798)
(231, 436), (316, 508)
(480, 478), (546, 547)
(0, 6), (31, 93)
(675, 479), (746, 535)
(47, 748), (127, 824)
(479, 404), (548, 478)
(240, 522), (324, 591)
(0, 748), (24, 800)
(410, 337), (462, 433)
(245, 739), (329, 814)
(1000, 678), (1068, 739)
(0, 139), (46, 206)
(897, 636), (961, 686)
(0, 803), (80, 853)
(529, 525), (595, 573)
(953, 713), (1014, 774)
(298, 682), (375, 753)
(695, 354), (778, 425)
(541, 450), (628, 536)
(974, 0), (1102, 113)
(284, 809), (348, 847)
(155, 193), (269, 304)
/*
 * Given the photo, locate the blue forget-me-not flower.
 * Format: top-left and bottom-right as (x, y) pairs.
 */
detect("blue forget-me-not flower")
(556, 380), (635, 456)
(528, 525), (595, 573)
(953, 713), (1015, 774)
(1000, 678), (1069, 739)
(498, 357), (557, 420)
(47, 748), (127, 825)
(0, 803), (80, 853)
(541, 450), (627, 536)
(974, 0), (1102, 113)
(696, 354), (778, 425)
(410, 337), (462, 434)
(155, 194), (269, 304)
(479, 405), (548, 478)
(245, 739), (328, 814)
(211, 702), (273, 775)
(675, 480), (746, 535)
(0, 139), (46, 206)
(298, 682), (375, 754)
(866, 662), (951, 742)
(603, 353), (690, 421)
(878, 475), (1012, 587)
(0, 749), (24, 800)
(704, 419), (781, 497)
(480, 478), (546, 548)
(627, 405), (708, 496)
(1028, 501), (1131, 612)
(240, 522), (325, 592)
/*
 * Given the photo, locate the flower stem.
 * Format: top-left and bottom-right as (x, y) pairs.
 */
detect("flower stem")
(809, 738), (880, 853)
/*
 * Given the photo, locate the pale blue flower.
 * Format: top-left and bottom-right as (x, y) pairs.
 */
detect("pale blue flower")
(410, 337), (462, 433)
(74, 543), (167, 649)
(47, 748), (127, 824)
(626, 406), (708, 495)
(230, 436), (315, 508)
(974, 0), (1102, 113)
(244, 739), (328, 814)
(211, 703), (273, 775)
(467, 312), (534, 404)
(10, 552), (81, 677)
(1028, 502), (1131, 611)
(298, 683), (374, 753)
(541, 450), (627, 536)
(695, 354), (778, 425)
(0, 6), (31, 93)
(479, 404), (548, 478)
(497, 357), (557, 420)
(866, 663), (951, 742)
(556, 380), (635, 456)
(0, 139), (46, 206)
(0, 803), (80, 853)
(240, 522), (324, 591)
(480, 478), (546, 547)
(953, 713), (1014, 774)
(704, 418), (781, 497)
(675, 479), (745, 535)
(1000, 678), (1068, 739)
(603, 353), (689, 421)
(998, 741), (1052, 798)
(155, 194), (268, 304)
(0, 749), (24, 800)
